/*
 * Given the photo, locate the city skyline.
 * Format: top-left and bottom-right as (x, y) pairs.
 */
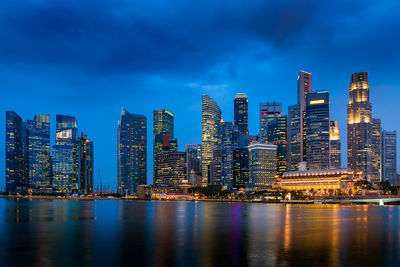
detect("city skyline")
(1, 1), (400, 189)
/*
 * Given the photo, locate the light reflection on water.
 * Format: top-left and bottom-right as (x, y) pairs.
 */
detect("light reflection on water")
(0, 198), (400, 266)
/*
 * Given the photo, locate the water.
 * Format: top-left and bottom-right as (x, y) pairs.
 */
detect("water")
(0, 198), (399, 266)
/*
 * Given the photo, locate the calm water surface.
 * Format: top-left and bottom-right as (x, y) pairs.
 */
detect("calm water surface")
(0, 198), (399, 266)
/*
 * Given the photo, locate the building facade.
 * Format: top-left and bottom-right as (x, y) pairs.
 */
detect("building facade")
(185, 144), (202, 184)
(248, 143), (277, 189)
(155, 152), (186, 186)
(234, 93), (249, 135)
(381, 130), (397, 185)
(117, 109), (147, 195)
(233, 148), (249, 189)
(201, 95), (222, 186)
(78, 133), (94, 194)
(221, 121), (239, 189)
(288, 104), (301, 171)
(298, 71), (312, 162)
(329, 120), (341, 169)
(267, 115), (288, 176)
(260, 102), (282, 143)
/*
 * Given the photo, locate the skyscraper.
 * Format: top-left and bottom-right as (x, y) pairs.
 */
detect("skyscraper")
(234, 93), (248, 135)
(78, 133), (94, 195)
(5, 111), (28, 192)
(347, 72), (373, 181)
(201, 95), (222, 186)
(233, 147), (249, 189)
(52, 115), (79, 193)
(185, 144), (201, 183)
(305, 91), (330, 170)
(288, 104), (301, 171)
(260, 102), (282, 143)
(155, 152), (186, 186)
(298, 71), (312, 161)
(210, 147), (222, 185)
(329, 120), (341, 169)
(27, 114), (51, 190)
(267, 115), (288, 175)
(221, 121), (239, 189)
(153, 109), (175, 184)
(371, 118), (382, 183)
(381, 130), (397, 185)
(248, 143), (277, 188)
(117, 109), (147, 195)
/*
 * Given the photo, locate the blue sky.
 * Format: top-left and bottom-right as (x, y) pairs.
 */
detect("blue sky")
(1, 0), (399, 189)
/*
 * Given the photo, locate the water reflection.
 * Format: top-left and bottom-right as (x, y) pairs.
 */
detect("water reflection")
(1, 199), (400, 266)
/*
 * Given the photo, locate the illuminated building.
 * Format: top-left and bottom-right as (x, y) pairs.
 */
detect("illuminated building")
(238, 134), (258, 148)
(201, 94), (222, 186)
(185, 144), (201, 183)
(267, 115), (288, 175)
(381, 130), (397, 185)
(78, 133), (94, 194)
(278, 169), (359, 194)
(298, 71), (312, 161)
(5, 111), (28, 192)
(347, 72), (373, 181)
(329, 120), (341, 169)
(288, 104), (301, 171)
(153, 109), (175, 184)
(117, 108), (147, 195)
(155, 152), (186, 186)
(210, 148), (222, 185)
(221, 121), (239, 189)
(234, 93), (248, 135)
(233, 148), (249, 189)
(371, 118), (381, 183)
(27, 114), (51, 190)
(260, 102), (282, 143)
(305, 91), (330, 170)
(52, 115), (79, 193)
(248, 143), (277, 188)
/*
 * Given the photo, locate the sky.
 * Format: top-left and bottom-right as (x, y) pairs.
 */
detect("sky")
(0, 0), (400, 190)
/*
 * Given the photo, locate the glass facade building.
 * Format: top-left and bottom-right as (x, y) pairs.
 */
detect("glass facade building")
(78, 133), (94, 194)
(381, 130), (397, 185)
(185, 144), (202, 185)
(234, 93), (248, 135)
(329, 120), (341, 169)
(221, 121), (239, 189)
(155, 152), (186, 186)
(260, 102), (282, 143)
(371, 118), (382, 183)
(248, 143), (277, 188)
(233, 148), (249, 189)
(201, 95), (222, 186)
(298, 71), (312, 162)
(267, 115), (288, 176)
(288, 104), (301, 171)
(117, 109), (147, 195)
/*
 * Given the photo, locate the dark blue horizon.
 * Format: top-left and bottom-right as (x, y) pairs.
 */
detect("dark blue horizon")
(1, 0), (399, 190)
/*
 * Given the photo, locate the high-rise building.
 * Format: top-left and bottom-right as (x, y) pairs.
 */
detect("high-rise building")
(153, 109), (175, 184)
(381, 130), (397, 185)
(238, 134), (258, 148)
(221, 121), (239, 189)
(185, 144), (201, 183)
(5, 111), (28, 192)
(78, 133), (94, 195)
(117, 109), (147, 195)
(267, 115), (288, 176)
(288, 104), (301, 171)
(52, 115), (79, 193)
(329, 120), (341, 169)
(371, 118), (382, 183)
(233, 148), (249, 189)
(210, 148), (222, 185)
(248, 143), (277, 188)
(260, 102), (282, 142)
(305, 91), (330, 170)
(347, 72), (373, 181)
(201, 95), (222, 186)
(27, 114), (51, 190)
(155, 152), (186, 186)
(298, 71), (312, 161)
(234, 93), (249, 135)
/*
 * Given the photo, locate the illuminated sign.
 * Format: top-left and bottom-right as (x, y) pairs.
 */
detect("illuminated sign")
(310, 99), (325, 105)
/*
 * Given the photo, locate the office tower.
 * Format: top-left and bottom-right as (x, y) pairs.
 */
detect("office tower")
(238, 134), (258, 148)
(155, 152), (186, 186)
(78, 133), (94, 195)
(210, 148), (222, 185)
(221, 121), (239, 189)
(5, 111), (28, 192)
(185, 144), (201, 183)
(347, 72), (373, 181)
(381, 130), (397, 185)
(305, 91), (330, 170)
(329, 120), (341, 169)
(288, 104), (301, 170)
(371, 118), (381, 183)
(201, 95), (222, 186)
(117, 109), (147, 195)
(52, 115), (79, 193)
(234, 93), (249, 135)
(153, 109), (175, 184)
(267, 115), (288, 175)
(27, 114), (51, 190)
(233, 148), (249, 189)
(260, 102), (282, 142)
(248, 143), (277, 188)
(298, 71), (312, 161)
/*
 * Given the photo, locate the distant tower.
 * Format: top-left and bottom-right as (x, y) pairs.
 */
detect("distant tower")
(117, 109), (147, 194)
(221, 121), (239, 189)
(288, 104), (301, 171)
(347, 72), (373, 181)
(185, 144), (202, 184)
(201, 95), (222, 186)
(260, 102), (282, 143)
(381, 130), (397, 185)
(298, 71), (312, 161)
(233, 148), (249, 189)
(234, 93), (249, 135)
(371, 118), (382, 183)
(329, 120), (341, 169)
(267, 115), (288, 175)
(78, 133), (94, 195)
